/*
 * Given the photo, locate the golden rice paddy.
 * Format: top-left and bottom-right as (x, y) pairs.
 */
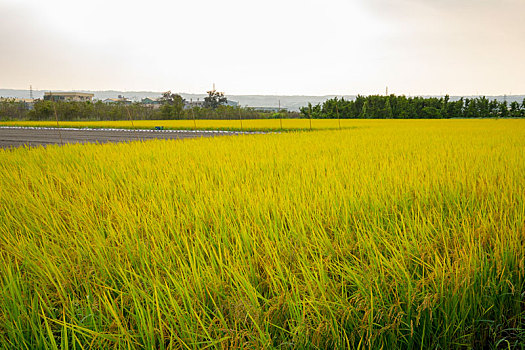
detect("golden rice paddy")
(0, 119), (524, 348)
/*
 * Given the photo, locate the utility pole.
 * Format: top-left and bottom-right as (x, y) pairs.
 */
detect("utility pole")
(309, 105), (312, 131)
(52, 101), (63, 146)
(386, 86), (388, 96)
(30, 85), (33, 99)
(279, 100), (283, 130)
(125, 106), (137, 141)
(191, 106), (197, 130)
(238, 107), (243, 131)
(336, 103), (341, 130)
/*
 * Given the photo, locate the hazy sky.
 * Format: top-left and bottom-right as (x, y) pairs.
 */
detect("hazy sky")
(1, 0), (524, 95)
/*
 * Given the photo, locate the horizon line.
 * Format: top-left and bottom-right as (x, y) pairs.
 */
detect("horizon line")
(1, 88), (524, 98)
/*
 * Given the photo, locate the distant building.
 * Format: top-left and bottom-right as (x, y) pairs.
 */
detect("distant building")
(225, 100), (239, 107)
(184, 99), (205, 109)
(44, 92), (94, 102)
(141, 97), (162, 109)
(103, 95), (132, 105)
(183, 99), (239, 109)
(0, 97), (36, 110)
(141, 97), (159, 104)
(251, 106), (287, 113)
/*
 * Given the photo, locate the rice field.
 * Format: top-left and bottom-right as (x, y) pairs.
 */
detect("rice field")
(1, 118), (353, 131)
(0, 119), (524, 348)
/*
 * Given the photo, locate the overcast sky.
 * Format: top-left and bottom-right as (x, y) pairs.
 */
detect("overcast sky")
(1, 0), (524, 95)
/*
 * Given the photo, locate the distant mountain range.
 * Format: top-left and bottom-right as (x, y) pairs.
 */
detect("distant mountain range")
(1, 89), (524, 111)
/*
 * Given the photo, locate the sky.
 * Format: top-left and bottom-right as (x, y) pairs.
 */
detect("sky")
(1, 0), (524, 96)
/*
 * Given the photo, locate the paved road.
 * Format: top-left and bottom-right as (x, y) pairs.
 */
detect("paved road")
(0, 127), (258, 149)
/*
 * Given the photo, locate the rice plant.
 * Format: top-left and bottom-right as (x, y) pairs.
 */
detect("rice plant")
(0, 119), (523, 348)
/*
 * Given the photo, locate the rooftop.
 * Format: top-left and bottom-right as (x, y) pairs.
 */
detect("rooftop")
(44, 92), (94, 97)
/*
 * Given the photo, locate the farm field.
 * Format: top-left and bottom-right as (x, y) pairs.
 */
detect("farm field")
(0, 119), (524, 348)
(2, 118), (361, 131)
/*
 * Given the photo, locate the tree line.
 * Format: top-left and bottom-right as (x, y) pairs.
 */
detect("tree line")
(0, 100), (297, 121)
(0, 89), (302, 121)
(300, 95), (525, 119)
(2, 94), (525, 121)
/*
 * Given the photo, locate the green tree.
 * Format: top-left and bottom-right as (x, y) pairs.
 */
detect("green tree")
(477, 96), (490, 118)
(0, 100), (26, 120)
(441, 95), (450, 118)
(28, 100), (54, 120)
(360, 100), (369, 118)
(499, 101), (509, 118)
(509, 101), (521, 118)
(204, 88), (227, 109)
(159, 91), (185, 119)
(421, 107), (442, 119)
(384, 97), (393, 118)
(488, 99), (499, 118)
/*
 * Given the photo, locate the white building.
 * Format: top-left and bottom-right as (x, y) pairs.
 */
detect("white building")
(44, 92), (94, 102)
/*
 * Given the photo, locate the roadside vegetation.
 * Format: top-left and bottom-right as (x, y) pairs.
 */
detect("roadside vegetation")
(0, 120), (524, 348)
